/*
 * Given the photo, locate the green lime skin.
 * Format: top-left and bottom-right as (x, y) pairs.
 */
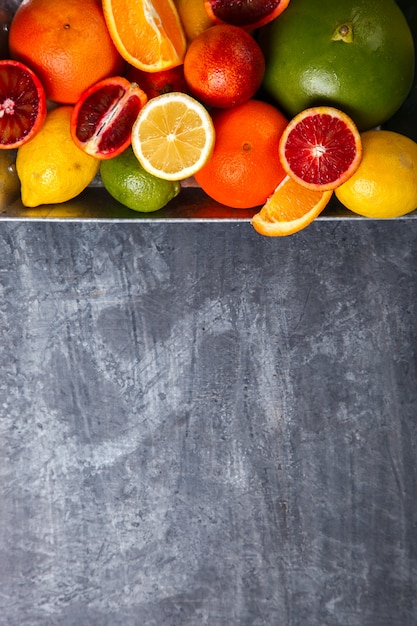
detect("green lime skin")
(100, 147), (181, 213)
(259, 0), (415, 131)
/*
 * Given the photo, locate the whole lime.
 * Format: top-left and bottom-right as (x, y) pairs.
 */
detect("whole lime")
(100, 147), (181, 213)
(259, 0), (415, 131)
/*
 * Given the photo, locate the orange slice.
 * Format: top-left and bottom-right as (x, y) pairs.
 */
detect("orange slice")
(251, 175), (333, 237)
(102, 0), (186, 72)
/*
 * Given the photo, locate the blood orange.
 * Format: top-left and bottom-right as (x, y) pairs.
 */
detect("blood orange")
(279, 106), (362, 191)
(70, 76), (148, 159)
(205, 0), (290, 30)
(0, 59), (46, 149)
(183, 24), (265, 108)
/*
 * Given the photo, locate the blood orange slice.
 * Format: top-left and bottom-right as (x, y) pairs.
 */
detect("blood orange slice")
(204, 0), (290, 31)
(251, 175), (333, 237)
(279, 106), (362, 191)
(70, 76), (148, 159)
(0, 59), (46, 149)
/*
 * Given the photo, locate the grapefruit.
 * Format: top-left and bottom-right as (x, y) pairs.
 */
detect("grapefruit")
(259, 0), (415, 131)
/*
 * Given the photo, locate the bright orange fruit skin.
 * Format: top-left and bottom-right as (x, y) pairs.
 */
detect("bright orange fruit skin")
(184, 25), (265, 108)
(195, 99), (288, 209)
(9, 0), (125, 104)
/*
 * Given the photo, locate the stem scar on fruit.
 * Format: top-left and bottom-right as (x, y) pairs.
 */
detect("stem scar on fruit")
(331, 22), (353, 43)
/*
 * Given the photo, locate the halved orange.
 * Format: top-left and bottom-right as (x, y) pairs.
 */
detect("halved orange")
(70, 76), (148, 159)
(279, 106), (362, 191)
(204, 0), (290, 30)
(251, 175), (333, 237)
(102, 0), (186, 72)
(0, 60), (46, 149)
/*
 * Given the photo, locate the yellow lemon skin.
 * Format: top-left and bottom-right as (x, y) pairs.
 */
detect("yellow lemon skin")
(0, 150), (20, 208)
(176, 0), (213, 43)
(335, 130), (417, 218)
(16, 106), (100, 208)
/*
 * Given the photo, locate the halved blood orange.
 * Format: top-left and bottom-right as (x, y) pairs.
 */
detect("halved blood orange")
(204, 0), (290, 31)
(251, 175), (333, 237)
(102, 0), (186, 72)
(70, 76), (148, 159)
(279, 106), (362, 191)
(0, 59), (46, 149)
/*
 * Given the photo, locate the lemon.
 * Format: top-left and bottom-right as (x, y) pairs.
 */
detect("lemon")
(335, 130), (417, 218)
(176, 0), (213, 42)
(100, 146), (181, 213)
(16, 106), (100, 207)
(131, 92), (215, 181)
(0, 150), (21, 208)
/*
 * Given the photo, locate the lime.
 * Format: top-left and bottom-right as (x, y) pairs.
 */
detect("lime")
(16, 106), (99, 207)
(259, 0), (415, 131)
(100, 146), (181, 212)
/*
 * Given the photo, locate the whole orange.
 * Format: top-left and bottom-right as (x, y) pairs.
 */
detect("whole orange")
(183, 25), (265, 108)
(9, 0), (125, 104)
(195, 99), (288, 209)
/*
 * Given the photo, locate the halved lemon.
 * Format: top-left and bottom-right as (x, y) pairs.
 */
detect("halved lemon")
(131, 91), (215, 181)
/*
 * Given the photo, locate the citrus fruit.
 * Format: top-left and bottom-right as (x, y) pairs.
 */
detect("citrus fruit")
(183, 24), (265, 108)
(176, 0), (214, 42)
(125, 64), (188, 100)
(100, 146), (181, 213)
(0, 60), (47, 149)
(335, 130), (417, 218)
(131, 91), (215, 181)
(16, 106), (100, 207)
(102, 0), (186, 72)
(259, 0), (415, 131)
(194, 99), (288, 209)
(279, 106), (362, 191)
(8, 0), (125, 105)
(0, 149), (21, 208)
(70, 77), (148, 160)
(251, 175), (333, 236)
(204, 0), (290, 30)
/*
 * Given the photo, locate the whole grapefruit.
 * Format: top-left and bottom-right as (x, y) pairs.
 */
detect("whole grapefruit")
(259, 0), (415, 131)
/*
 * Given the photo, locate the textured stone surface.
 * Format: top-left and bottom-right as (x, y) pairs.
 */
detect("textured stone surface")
(1, 221), (417, 625)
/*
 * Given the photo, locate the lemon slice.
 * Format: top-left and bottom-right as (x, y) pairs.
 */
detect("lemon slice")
(131, 92), (215, 181)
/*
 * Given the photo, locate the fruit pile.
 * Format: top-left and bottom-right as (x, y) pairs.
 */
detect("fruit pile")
(0, 0), (416, 236)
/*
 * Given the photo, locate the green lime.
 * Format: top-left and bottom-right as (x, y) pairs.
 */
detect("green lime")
(100, 147), (181, 213)
(259, 0), (415, 131)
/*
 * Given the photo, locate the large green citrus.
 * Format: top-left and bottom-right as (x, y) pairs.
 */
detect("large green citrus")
(259, 0), (415, 131)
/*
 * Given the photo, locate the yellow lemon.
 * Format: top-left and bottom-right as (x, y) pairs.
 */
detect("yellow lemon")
(16, 106), (99, 207)
(176, 0), (213, 43)
(335, 130), (417, 218)
(0, 150), (21, 208)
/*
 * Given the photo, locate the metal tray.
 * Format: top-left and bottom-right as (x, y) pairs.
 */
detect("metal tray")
(2, 0), (417, 223)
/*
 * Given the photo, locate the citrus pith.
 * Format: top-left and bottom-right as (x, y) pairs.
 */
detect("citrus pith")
(259, 0), (415, 131)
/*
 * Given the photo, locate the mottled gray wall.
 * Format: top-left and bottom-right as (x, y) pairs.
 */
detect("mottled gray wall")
(1, 222), (417, 625)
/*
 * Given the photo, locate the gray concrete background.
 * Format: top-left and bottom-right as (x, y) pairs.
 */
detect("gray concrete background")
(1, 221), (416, 625)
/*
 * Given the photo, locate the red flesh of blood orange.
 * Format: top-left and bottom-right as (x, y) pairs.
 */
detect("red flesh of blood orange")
(0, 59), (46, 149)
(70, 76), (148, 159)
(204, 0), (290, 30)
(279, 106), (362, 191)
